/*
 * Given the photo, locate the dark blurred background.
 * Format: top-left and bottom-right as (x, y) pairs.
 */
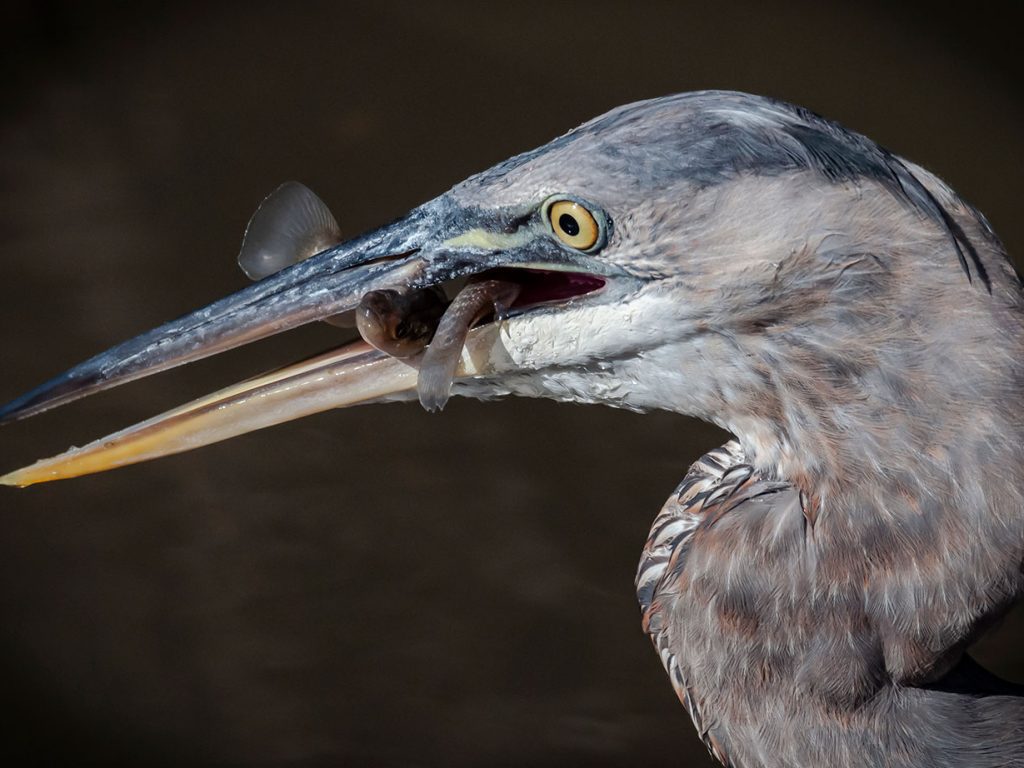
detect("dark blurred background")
(1, 2), (1020, 765)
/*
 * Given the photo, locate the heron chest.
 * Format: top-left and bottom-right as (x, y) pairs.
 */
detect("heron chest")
(636, 441), (878, 765)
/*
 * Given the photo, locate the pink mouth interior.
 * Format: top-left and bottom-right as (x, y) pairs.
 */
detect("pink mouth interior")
(480, 267), (606, 310)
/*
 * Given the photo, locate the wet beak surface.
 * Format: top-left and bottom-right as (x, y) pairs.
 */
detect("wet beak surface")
(0, 327), (508, 487)
(0, 197), (442, 484)
(0, 203), (438, 426)
(0, 192), (621, 486)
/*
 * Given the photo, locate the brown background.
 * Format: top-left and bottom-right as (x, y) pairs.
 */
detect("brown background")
(1, 2), (1021, 765)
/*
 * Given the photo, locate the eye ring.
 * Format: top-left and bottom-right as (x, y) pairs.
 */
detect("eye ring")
(542, 197), (607, 252)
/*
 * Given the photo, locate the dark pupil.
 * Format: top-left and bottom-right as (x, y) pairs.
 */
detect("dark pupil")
(558, 212), (580, 237)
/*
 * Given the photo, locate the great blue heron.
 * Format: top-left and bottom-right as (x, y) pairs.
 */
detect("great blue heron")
(1, 91), (1022, 767)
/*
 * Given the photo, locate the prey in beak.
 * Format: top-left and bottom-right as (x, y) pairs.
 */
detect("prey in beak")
(0, 181), (623, 486)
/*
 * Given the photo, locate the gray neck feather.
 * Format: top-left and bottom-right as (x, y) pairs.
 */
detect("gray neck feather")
(682, 168), (1024, 688)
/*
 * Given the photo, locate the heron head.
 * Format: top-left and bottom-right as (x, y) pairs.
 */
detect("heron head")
(1, 91), (1014, 487)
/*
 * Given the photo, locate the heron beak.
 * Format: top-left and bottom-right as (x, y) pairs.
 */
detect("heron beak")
(0, 331), (508, 487)
(0, 189), (617, 486)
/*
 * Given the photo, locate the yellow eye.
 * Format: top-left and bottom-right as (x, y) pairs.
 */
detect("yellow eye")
(546, 199), (602, 251)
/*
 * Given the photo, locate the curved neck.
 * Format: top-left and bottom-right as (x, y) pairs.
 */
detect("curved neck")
(707, 274), (1024, 685)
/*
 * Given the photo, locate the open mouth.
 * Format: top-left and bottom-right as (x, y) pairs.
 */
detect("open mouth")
(353, 265), (607, 365)
(423, 267), (607, 411)
(0, 264), (611, 487)
(354, 265), (607, 412)
(0, 183), (623, 486)
(485, 267), (607, 312)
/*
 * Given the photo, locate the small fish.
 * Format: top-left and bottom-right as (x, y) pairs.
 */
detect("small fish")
(355, 287), (447, 358)
(416, 279), (520, 412)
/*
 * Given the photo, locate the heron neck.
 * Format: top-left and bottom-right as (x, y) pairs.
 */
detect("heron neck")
(698, 307), (1024, 685)
(718, 319), (1023, 513)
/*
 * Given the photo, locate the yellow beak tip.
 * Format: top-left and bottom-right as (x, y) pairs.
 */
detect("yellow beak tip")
(2, 465), (55, 487)
(0, 471), (26, 488)
(0, 463), (50, 487)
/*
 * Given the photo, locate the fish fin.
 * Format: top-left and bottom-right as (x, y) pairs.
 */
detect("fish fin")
(238, 182), (342, 280)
